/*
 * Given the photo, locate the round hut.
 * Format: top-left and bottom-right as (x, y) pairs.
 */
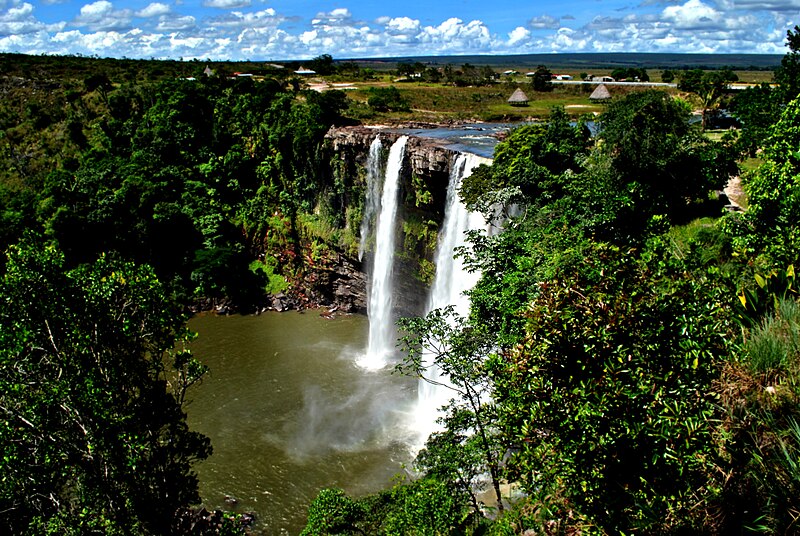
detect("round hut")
(589, 83), (612, 101)
(507, 88), (529, 107)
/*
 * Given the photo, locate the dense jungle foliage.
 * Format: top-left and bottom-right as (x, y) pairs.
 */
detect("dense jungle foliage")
(0, 55), (355, 533)
(1, 26), (799, 535)
(0, 57), (357, 310)
(304, 27), (800, 535)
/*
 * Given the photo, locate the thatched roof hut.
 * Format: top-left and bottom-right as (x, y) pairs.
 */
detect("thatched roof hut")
(507, 88), (529, 106)
(589, 83), (612, 101)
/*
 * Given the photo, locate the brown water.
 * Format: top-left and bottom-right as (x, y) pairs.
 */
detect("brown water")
(186, 311), (418, 535)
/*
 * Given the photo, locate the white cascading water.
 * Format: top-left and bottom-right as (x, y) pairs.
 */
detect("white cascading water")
(358, 136), (408, 370)
(358, 136), (383, 262)
(415, 152), (491, 444)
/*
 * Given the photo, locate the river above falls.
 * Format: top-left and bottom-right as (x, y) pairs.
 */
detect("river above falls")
(186, 311), (418, 535)
(388, 119), (597, 158)
(389, 122), (516, 158)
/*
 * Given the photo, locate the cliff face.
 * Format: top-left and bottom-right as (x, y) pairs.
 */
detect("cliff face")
(306, 126), (466, 317)
(325, 127), (455, 177)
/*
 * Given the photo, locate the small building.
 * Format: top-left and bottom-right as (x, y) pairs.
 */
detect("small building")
(294, 68), (316, 75)
(554, 74), (573, 80)
(507, 88), (529, 107)
(503, 70), (519, 76)
(589, 84), (612, 101)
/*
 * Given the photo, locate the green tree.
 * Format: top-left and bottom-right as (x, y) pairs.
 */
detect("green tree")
(366, 86), (410, 112)
(302, 476), (474, 535)
(678, 68), (738, 130)
(493, 242), (732, 533)
(728, 97), (800, 267)
(460, 109), (593, 344)
(611, 67), (649, 82)
(461, 107), (590, 211)
(397, 307), (506, 514)
(775, 25), (800, 102)
(0, 240), (210, 534)
(530, 65), (553, 92)
(592, 90), (736, 236)
(730, 83), (782, 156)
(307, 54), (336, 76)
(661, 69), (675, 83)
(396, 62), (425, 81)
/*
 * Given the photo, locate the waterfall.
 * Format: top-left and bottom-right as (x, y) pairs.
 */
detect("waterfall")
(358, 136), (383, 262)
(415, 152), (490, 443)
(358, 136), (408, 370)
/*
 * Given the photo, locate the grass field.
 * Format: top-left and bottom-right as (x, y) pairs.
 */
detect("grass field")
(303, 61), (776, 123)
(339, 81), (605, 122)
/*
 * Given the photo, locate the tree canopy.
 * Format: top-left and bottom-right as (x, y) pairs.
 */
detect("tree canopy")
(0, 240), (210, 534)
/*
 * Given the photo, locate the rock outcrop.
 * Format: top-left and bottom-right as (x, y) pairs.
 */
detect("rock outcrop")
(256, 126), (473, 318)
(325, 126), (457, 178)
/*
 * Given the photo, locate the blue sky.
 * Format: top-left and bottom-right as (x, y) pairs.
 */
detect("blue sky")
(0, 0), (796, 60)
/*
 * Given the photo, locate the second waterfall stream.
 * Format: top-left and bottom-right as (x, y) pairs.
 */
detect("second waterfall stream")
(354, 134), (491, 447)
(414, 152), (491, 445)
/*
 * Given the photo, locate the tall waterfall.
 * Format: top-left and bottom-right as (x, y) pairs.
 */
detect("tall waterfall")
(358, 136), (383, 262)
(358, 136), (408, 370)
(415, 152), (490, 443)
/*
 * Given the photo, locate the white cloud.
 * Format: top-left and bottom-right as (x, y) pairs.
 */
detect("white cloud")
(202, 0), (250, 9)
(136, 3), (170, 18)
(0, 1), (66, 37)
(415, 18), (494, 53)
(507, 26), (530, 46)
(74, 0), (133, 31)
(551, 27), (589, 51)
(79, 0), (113, 19)
(312, 8), (355, 26)
(327, 8), (351, 19)
(729, 0), (800, 10)
(0, 1), (793, 61)
(528, 15), (560, 30)
(210, 8), (281, 29)
(386, 16), (419, 34)
(661, 0), (720, 29)
(156, 15), (195, 31)
(5, 2), (33, 19)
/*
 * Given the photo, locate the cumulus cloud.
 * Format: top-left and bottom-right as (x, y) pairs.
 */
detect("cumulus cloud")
(414, 18), (494, 53)
(661, 0), (721, 29)
(74, 0), (133, 31)
(725, 0), (800, 10)
(528, 15), (560, 30)
(312, 8), (356, 26)
(0, 0), (793, 61)
(136, 2), (170, 18)
(0, 1), (65, 37)
(209, 8), (281, 29)
(156, 14), (195, 31)
(385, 16), (419, 35)
(202, 0), (250, 9)
(507, 26), (530, 45)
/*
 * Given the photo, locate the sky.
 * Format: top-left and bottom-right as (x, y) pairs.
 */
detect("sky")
(0, 0), (797, 61)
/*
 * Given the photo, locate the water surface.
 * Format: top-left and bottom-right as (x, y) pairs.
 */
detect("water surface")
(187, 312), (418, 535)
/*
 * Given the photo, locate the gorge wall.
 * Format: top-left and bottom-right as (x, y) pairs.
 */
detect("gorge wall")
(301, 126), (473, 318)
